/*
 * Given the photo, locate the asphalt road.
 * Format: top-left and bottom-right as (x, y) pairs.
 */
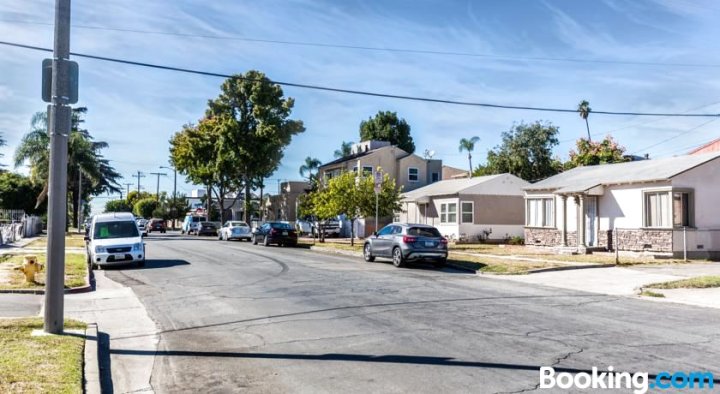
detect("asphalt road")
(104, 233), (720, 393)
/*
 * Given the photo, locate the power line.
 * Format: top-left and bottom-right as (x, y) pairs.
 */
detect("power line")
(1, 40), (720, 118)
(628, 118), (719, 155)
(3, 18), (720, 69)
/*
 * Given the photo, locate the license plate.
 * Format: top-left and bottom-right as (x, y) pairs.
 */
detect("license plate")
(282, 231), (288, 236)
(425, 241), (434, 247)
(114, 254), (125, 260)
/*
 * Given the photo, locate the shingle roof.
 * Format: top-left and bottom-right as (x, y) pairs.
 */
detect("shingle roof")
(402, 175), (504, 201)
(525, 152), (720, 192)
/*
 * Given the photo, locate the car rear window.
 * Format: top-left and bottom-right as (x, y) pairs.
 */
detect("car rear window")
(192, 216), (206, 223)
(201, 222), (216, 227)
(270, 222), (293, 230)
(231, 222), (248, 227)
(94, 221), (140, 239)
(407, 227), (441, 237)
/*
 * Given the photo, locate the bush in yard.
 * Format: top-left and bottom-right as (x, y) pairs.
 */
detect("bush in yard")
(507, 236), (524, 245)
(133, 198), (158, 219)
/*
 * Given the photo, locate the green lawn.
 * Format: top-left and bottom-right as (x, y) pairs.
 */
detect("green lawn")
(0, 253), (87, 290)
(27, 234), (87, 249)
(0, 318), (86, 394)
(645, 275), (720, 289)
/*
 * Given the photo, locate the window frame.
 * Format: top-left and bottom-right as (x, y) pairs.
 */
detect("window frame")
(525, 197), (555, 228)
(460, 201), (474, 224)
(440, 202), (458, 224)
(408, 167), (419, 182)
(431, 172), (440, 183)
(642, 188), (694, 229)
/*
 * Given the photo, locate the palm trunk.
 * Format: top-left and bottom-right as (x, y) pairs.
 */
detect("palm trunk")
(468, 153), (473, 178)
(259, 181), (264, 221)
(585, 118), (591, 141)
(244, 174), (252, 223)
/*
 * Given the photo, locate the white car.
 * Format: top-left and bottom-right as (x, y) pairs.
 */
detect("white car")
(219, 221), (252, 241)
(136, 218), (148, 236)
(86, 212), (145, 269)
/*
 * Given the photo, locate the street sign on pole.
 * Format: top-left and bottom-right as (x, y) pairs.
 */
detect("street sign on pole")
(42, 58), (78, 104)
(374, 170), (383, 232)
(373, 171), (382, 194)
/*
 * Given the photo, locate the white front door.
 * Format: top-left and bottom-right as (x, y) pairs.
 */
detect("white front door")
(585, 197), (597, 247)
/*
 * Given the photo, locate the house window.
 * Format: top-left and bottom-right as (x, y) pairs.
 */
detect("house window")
(408, 167), (419, 182)
(440, 203), (457, 223)
(672, 191), (693, 227)
(644, 191), (670, 228)
(363, 166), (373, 175)
(461, 202), (473, 223)
(525, 198), (553, 227)
(431, 172), (440, 183)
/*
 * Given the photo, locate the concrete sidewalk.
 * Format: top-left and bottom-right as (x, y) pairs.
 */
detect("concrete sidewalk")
(490, 263), (720, 309)
(63, 271), (158, 393)
(0, 293), (43, 317)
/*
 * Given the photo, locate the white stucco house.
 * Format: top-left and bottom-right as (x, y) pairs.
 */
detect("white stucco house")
(398, 174), (529, 241)
(523, 152), (720, 258)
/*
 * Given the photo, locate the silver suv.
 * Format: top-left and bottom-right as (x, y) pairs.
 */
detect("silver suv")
(363, 223), (448, 268)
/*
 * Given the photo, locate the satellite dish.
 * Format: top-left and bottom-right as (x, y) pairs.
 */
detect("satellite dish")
(428, 150), (435, 158)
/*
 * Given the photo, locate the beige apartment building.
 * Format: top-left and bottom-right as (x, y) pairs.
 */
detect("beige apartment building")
(263, 181), (311, 222)
(318, 140), (443, 192)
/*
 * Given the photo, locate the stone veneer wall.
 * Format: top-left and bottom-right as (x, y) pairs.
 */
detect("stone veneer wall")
(524, 228), (560, 246)
(616, 229), (673, 252)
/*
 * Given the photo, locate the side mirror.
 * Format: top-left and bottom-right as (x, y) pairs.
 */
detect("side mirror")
(83, 236), (90, 242)
(372, 231), (378, 237)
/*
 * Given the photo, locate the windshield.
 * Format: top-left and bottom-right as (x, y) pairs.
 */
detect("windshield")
(270, 222), (293, 230)
(94, 221), (140, 239)
(230, 222), (248, 227)
(407, 227), (441, 237)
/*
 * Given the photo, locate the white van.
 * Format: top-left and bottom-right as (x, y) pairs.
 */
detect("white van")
(86, 212), (145, 269)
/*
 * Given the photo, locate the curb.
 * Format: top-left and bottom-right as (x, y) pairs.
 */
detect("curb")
(524, 263), (617, 274)
(309, 245), (363, 258)
(445, 262), (478, 273)
(84, 323), (101, 394)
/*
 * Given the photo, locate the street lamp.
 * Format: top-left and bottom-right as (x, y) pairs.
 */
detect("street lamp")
(160, 165), (177, 229)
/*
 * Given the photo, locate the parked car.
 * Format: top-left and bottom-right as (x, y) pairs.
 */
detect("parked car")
(313, 218), (341, 237)
(252, 221), (298, 247)
(196, 221), (218, 236)
(295, 220), (315, 237)
(135, 218), (148, 236)
(146, 218), (166, 234)
(219, 221), (252, 241)
(85, 212), (145, 269)
(363, 223), (448, 268)
(181, 215), (207, 235)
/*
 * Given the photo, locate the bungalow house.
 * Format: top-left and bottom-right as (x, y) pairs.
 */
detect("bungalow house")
(523, 152), (720, 258)
(399, 174), (529, 241)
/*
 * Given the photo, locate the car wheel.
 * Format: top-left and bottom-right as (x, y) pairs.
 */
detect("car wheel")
(263, 236), (270, 247)
(363, 243), (375, 262)
(181, 229), (185, 234)
(252, 235), (258, 245)
(392, 247), (405, 268)
(433, 258), (447, 269)
(137, 258), (145, 268)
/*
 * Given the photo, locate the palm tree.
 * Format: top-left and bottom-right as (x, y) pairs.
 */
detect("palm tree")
(14, 108), (121, 226)
(299, 156), (322, 180)
(333, 141), (353, 159)
(458, 136), (480, 178)
(577, 100), (592, 141)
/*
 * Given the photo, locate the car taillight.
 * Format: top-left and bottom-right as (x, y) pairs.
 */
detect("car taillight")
(440, 238), (448, 245)
(402, 236), (417, 244)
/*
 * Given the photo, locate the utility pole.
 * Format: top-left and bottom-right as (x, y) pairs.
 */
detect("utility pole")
(76, 170), (82, 233)
(123, 182), (133, 199)
(160, 166), (177, 229)
(149, 172), (167, 201)
(132, 171), (145, 195)
(44, 0), (72, 334)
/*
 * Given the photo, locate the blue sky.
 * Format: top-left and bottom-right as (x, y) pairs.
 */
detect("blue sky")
(2, 0), (720, 213)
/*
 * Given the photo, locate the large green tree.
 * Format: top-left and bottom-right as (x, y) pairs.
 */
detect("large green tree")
(133, 197), (158, 219)
(308, 170), (402, 246)
(458, 136), (480, 178)
(14, 108), (121, 225)
(204, 70), (305, 221)
(359, 111), (415, 154)
(104, 199), (132, 213)
(0, 172), (46, 214)
(566, 136), (627, 169)
(474, 121), (562, 182)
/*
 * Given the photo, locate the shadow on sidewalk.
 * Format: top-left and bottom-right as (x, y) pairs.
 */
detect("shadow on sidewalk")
(98, 331), (114, 394)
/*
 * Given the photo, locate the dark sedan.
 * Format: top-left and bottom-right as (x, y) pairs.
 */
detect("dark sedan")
(252, 222), (298, 247)
(196, 222), (218, 236)
(146, 218), (166, 234)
